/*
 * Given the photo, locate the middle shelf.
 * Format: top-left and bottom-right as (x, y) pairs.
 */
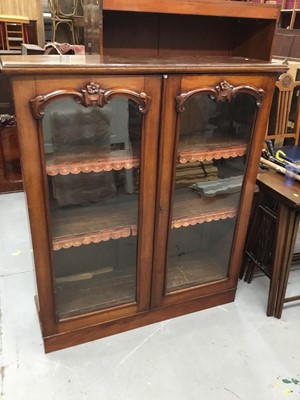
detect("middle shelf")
(50, 188), (240, 251)
(45, 140), (247, 176)
(46, 148), (140, 175)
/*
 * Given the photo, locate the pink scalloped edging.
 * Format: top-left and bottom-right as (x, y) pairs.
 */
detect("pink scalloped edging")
(171, 209), (236, 228)
(47, 157), (139, 176)
(179, 145), (247, 164)
(52, 225), (138, 251)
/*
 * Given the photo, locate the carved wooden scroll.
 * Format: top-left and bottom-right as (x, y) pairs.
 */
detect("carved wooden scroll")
(176, 80), (265, 112)
(30, 82), (150, 119)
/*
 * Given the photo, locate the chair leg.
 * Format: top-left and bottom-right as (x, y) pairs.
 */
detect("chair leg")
(69, 22), (76, 45)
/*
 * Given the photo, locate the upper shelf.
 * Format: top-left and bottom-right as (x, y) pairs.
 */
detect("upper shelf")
(103, 0), (280, 19)
(178, 140), (247, 164)
(46, 148), (139, 176)
(45, 139), (247, 176)
(101, 0), (280, 61)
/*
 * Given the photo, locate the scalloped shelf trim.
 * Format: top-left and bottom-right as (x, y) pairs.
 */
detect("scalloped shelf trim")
(52, 208), (236, 250)
(53, 225), (138, 251)
(47, 155), (140, 176)
(172, 208), (236, 229)
(179, 144), (247, 164)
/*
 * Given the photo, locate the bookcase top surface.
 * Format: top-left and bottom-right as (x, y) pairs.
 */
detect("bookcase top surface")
(0, 55), (287, 75)
(103, 0), (280, 20)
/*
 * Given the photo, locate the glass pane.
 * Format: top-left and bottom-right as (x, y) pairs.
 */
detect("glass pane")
(166, 92), (257, 293)
(42, 97), (142, 318)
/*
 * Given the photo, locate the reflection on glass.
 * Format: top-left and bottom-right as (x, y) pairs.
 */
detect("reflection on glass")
(166, 92), (257, 293)
(42, 97), (142, 318)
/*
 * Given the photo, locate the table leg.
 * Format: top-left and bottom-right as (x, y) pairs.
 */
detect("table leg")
(267, 204), (292, 316)
(274, 210), (300, 318)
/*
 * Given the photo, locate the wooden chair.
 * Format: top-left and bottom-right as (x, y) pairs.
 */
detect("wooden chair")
(266, 71), (300, 148)
(48, 0), (77, 44)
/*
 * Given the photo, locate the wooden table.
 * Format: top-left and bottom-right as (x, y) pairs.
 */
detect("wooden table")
(255, 171), (300, 318)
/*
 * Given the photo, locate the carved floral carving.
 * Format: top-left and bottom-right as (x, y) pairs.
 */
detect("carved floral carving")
(30, 82), (150, 119)
(176, 80), (265, 112)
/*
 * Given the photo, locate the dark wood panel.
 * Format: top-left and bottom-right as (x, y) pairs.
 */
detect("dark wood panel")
(0, 75), (22, 193)
(233, 19), (276, 61)
(103, 12), (276, 60)
(0, 124), (23, 193)
(103, 11), (159, 56)
(0, 75), (14, 114)
(158, 15), (233, 57)
(289, 35), (300, 58)
(272, 31), (295, 58)
(26, 20), (38, 45)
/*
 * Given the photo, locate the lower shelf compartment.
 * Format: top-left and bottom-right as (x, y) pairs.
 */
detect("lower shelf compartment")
(166, 217), (235, 292)
(53, 237), (138, 319)
(167, 257), (227, 292)
(55, 266), (136, 319)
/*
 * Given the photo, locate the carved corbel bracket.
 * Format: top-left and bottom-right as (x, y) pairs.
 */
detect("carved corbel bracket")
(30, 82), (150, 119)
(176, 80), (265, 112)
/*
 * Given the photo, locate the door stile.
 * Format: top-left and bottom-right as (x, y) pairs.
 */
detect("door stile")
(151, 74), (182, 308)
(12, 76), (58, 336)
(136, 75), (162, 311)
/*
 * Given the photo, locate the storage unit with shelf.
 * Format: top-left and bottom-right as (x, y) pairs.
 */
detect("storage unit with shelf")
(277, 0), (300, 29)
(0, 0), (286, 352)
(0, 15), (29, 53)
(0, 54), (285, 352)
(101, 0), (280, 61)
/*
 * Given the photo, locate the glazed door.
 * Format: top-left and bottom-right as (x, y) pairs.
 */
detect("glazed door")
(29, 76), (161, 329)
(152, 74), (266, 308)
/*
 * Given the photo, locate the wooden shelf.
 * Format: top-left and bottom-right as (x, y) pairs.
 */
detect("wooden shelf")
(172, 188), (239, 228)
(51, 195), (139, 250)
(46, 148), (139, 176)
(55, 266), (136, 319)
(45, 141), (246, 176)
(51, 185), (240, 251)
(167, 255), (227, 292)
(178, 139), (247, 164)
